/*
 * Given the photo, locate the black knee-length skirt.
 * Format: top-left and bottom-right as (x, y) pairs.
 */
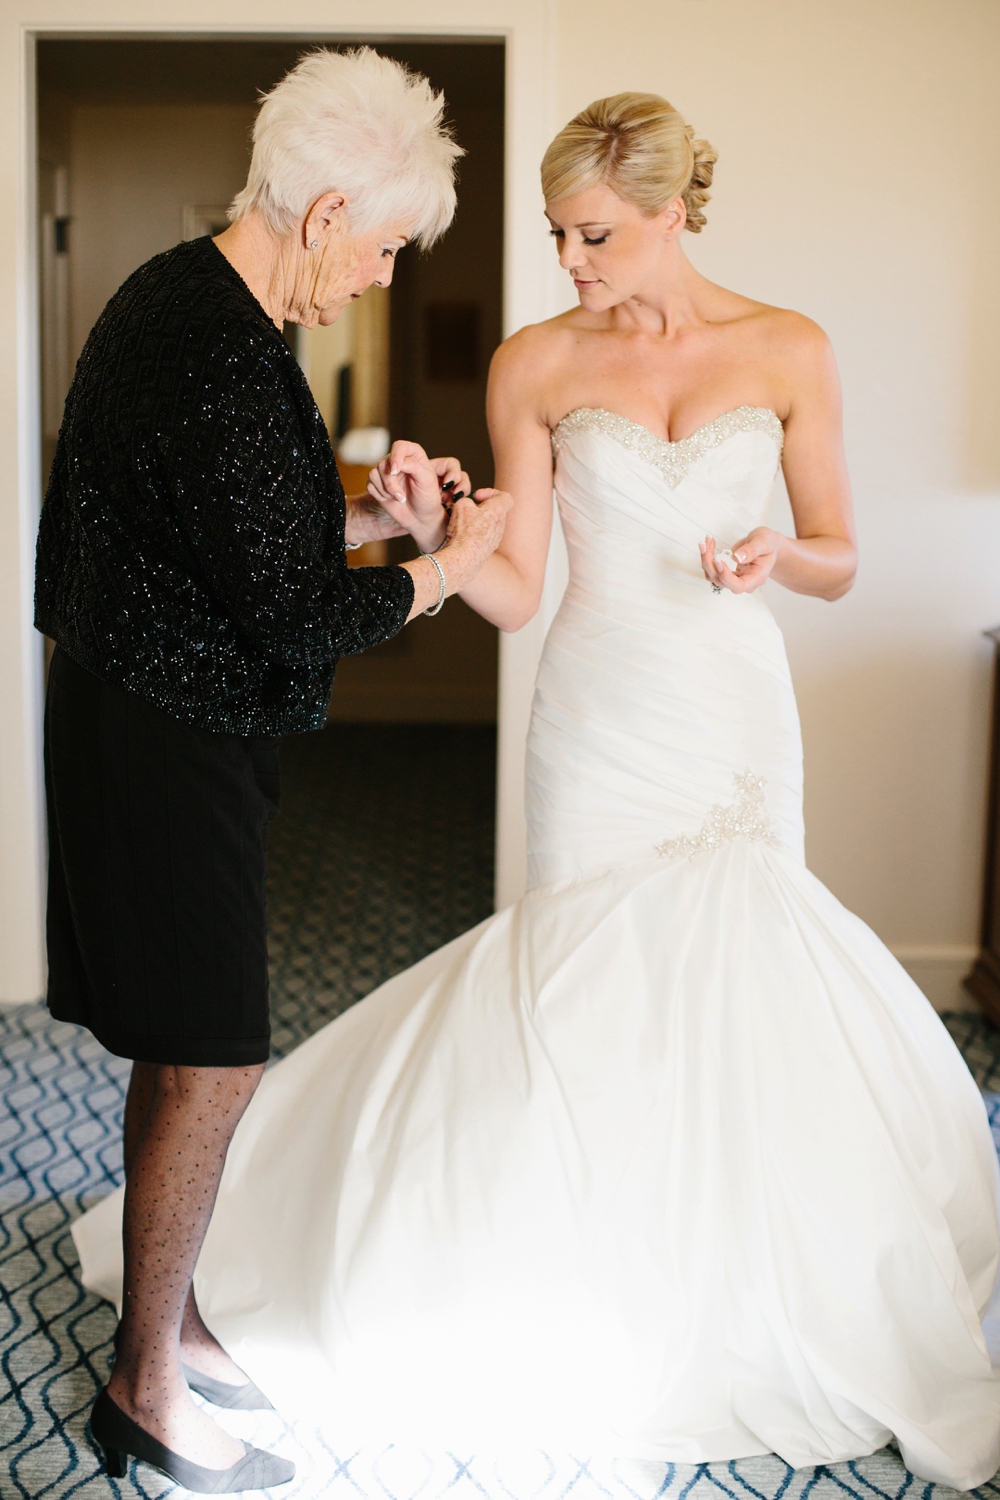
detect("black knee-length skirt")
(44, 648), (280, 1065)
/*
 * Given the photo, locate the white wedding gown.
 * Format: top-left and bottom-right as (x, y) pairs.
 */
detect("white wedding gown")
(75, 405), (1000, 1487)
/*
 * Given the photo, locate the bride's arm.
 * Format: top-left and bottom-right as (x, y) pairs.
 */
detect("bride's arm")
(456, 333), (557, 632)
(703, 317), (858, 602)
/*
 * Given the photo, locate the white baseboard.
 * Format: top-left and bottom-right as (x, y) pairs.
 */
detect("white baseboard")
(891, 945), (980, 1014)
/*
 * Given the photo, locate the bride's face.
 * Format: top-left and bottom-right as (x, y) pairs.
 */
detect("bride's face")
(545, 183), (685, 310)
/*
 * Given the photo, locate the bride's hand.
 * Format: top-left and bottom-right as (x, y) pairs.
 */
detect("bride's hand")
(368, 441), (471, 554)
(700, 529), (782, 594)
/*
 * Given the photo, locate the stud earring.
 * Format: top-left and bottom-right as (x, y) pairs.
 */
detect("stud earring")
(310, 240), (319, 249)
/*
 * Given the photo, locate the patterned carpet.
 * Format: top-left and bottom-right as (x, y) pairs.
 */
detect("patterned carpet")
(2, 723), (1000, 1498)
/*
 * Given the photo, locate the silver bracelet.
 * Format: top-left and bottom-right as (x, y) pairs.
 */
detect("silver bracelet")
(421, 551), (447, 616)
(344, 540), (364, 551)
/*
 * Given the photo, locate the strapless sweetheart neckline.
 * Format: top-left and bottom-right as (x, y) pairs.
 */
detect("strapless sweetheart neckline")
(553, 403), (782, 450)
(552, 405), (784, 490)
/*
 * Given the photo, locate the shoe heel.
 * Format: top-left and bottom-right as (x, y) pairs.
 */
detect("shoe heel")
(101, 1445), (128, 1479)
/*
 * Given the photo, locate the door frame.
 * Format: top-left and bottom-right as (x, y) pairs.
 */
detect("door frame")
(0, 0), (563, 1001)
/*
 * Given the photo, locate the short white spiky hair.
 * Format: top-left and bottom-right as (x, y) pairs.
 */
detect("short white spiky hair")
(229, 47), (461, 246)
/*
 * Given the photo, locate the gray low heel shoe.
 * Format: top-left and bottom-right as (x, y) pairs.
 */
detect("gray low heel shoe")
(182, 1363), (275, 1411)
(90, 1387), (294, 1493)
(112, 1324), (274, 1412)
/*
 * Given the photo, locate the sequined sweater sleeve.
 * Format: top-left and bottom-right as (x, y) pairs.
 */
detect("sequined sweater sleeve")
(34, 237), (414, 736)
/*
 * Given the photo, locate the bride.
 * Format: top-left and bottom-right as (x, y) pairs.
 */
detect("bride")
(76, 93), (1000, 1487)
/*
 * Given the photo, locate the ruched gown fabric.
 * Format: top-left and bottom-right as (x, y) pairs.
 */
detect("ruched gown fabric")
(74, 407), (1000, 1486)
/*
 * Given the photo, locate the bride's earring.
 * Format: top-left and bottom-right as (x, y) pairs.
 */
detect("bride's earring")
(310, 240), (319, 249)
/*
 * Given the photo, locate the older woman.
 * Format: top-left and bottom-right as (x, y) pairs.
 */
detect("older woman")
(35, 48), (507, 1493)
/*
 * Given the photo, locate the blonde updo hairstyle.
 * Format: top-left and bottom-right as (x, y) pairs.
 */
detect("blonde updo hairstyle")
(540, 92), (716, 233)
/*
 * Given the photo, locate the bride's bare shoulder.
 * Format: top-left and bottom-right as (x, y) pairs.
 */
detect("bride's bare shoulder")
(487, 315), (583, 425)
(489, 314), (591, 421)
(492, 312), (582, 374)
(737, 296), (833, 359)
(729, 298), (841, 416)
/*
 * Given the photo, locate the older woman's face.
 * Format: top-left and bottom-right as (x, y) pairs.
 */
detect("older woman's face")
(282, 192), (412, 328)
(305, 223), (409, 328)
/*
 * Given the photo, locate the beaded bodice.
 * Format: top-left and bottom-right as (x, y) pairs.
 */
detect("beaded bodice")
(548, 402), (785, 618)
(551, 405), (783, 489)
(529, 394), (804, 884)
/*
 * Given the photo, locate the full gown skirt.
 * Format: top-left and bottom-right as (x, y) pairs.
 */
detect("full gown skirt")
(75, 406), (1000, 1487)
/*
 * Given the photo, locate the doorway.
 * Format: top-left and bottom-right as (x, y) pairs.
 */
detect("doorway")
(37, 37), (502, 725)
(0, 6), (557, 1008)
(36, 36), (504, 1028)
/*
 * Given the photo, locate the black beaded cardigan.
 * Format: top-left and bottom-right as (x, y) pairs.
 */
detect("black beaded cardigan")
(35, 236), (414, 736)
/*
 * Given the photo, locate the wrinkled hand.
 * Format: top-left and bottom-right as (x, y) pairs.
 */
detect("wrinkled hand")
(367, 441), (471, 554)
(441, 489), (512, 589)
(699, 528), (781, 594)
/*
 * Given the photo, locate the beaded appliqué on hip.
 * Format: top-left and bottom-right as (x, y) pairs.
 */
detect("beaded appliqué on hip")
(655, 771), (778, 861)
(551, 406), (784, 490)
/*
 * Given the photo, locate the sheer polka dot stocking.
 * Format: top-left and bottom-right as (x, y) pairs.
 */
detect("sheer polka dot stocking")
(107, 1061), (264, 1469)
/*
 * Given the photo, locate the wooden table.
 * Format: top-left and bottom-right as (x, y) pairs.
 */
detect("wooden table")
(965, 626), (1000, 1025)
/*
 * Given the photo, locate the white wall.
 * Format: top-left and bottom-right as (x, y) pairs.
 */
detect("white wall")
(545, 0), (1000, 1007)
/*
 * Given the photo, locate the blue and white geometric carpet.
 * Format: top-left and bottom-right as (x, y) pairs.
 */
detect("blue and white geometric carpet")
(3, 725), (1000, 1498)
